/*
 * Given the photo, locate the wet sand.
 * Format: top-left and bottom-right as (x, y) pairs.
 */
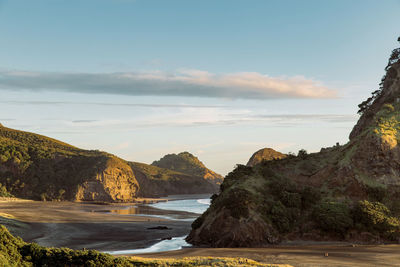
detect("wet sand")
(133, 245), (400, 267)
(0, 200), (193, 251)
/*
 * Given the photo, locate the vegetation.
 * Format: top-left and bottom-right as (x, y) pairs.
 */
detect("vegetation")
(0, 125), (115, 201)
(354, 200), (400, 240)
(191, 136), (400, 243)
(0, 183), (13, 197)
(358, 37), (400, 115)
(130, 161), (218, 196)
(313, 201), (353, 235)
(0, 225), (268, 267)
(151, 152), (223, 183)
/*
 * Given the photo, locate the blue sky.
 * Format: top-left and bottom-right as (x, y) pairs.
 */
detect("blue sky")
(0, 0), (399, 174)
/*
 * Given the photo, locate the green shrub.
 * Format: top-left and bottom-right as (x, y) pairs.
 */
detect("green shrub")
(298, 149), (308, 158)
(354, 200), (400, 239)
(365, 185), (387, 202)
(220, 165), (253, 192)
(222, 188), (252, 219)
(301, 186), (321, 209)
(281, 191), (301, 208)
(0, 183), (13, 197)
(313, 201), (353, 235)
(268, 201), (301, 233)
(269, 177), (297, 199)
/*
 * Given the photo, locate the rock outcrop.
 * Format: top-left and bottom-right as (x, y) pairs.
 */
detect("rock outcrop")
(187, 38), (400, 247)
(246, 148), (287, 167)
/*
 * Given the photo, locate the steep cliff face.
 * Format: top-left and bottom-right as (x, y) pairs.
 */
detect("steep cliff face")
(246, 148), (287, 167)
(152, 152), (223, 187)
(75, 157), (139, 202)
(187, 39), (400, 247)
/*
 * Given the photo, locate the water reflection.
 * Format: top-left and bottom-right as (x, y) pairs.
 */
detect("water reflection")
(109, 205), (152, 215)
(97, 204), (200, 220)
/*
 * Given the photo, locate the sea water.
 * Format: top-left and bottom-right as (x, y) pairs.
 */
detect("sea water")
(104, 196), (211, 255)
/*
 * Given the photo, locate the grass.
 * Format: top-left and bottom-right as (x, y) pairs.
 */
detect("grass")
(371, 103), (400, 147)
(129, 256), (281, 266)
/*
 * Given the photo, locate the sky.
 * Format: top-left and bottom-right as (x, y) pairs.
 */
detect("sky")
(0, 0), (399, 175)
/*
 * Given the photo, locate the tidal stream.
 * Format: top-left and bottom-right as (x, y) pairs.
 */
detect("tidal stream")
(103, 194), (211, 255)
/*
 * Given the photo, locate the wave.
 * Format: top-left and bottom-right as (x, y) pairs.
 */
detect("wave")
(104, 236), (190, 255)
(197, 199), (211, 205)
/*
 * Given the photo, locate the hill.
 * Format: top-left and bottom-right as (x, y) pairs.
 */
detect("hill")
(246, 148), (287, 167)
(152, 152), (223, 187)
(0, 125), (138, 202)
(130, 161), (218, 197)
(187, 38), (400, 247)
(0, 126), (220, 201)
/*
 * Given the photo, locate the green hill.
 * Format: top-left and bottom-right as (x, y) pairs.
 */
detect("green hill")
(0, 125), (139, 202)
(152, 152), (223, 187)
(130, 161), (218, 197)
(187, 38), (400, 247)
(0, 126), (219, 201)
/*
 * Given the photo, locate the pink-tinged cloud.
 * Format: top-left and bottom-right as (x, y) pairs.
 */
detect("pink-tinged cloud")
(0, 69), (336, 99)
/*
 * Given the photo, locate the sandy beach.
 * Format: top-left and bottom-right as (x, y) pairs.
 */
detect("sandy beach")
(134, 245), (400, 267)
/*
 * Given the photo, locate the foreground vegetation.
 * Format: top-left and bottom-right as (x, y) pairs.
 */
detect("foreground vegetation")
(0, 225), (272, 267)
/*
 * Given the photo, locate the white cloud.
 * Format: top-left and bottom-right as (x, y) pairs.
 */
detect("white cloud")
(0, 69), (336, 99)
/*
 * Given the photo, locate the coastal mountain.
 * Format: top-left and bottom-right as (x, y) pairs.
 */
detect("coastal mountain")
(246, 148), (287, 167)
(0, 126), (219, 201)
(152, 152), (223, 186)
(187, 39), (400, 247)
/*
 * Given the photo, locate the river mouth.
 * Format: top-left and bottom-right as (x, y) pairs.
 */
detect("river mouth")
(101, 194), (211, 255)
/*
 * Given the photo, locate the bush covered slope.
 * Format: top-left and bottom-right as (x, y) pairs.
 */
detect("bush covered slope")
(130, 162), (218, 197)
(0, 125), (139, 202)
(187, 39), (400, 247)
(0, 126), (220, 201)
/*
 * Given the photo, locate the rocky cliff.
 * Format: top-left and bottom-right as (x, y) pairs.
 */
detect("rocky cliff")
(246, 148), (287, 167)
(187, 38), (400, 247)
